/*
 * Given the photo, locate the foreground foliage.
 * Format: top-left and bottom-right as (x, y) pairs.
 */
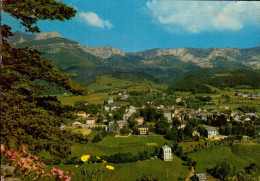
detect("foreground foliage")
(1, 0), (87, 151)
(1, 144), (73, 181)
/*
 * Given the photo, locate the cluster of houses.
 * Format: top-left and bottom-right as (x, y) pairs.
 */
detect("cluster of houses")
(65, 111), (109, 131)
(235, 92), (260, 98)
(64, 93), (258, 140)
(72, 104), (149, 134)
(76, 111), (97, 125)
(107, 106), (150, 134)
(69, 100), (257, 139)
(163, 106), (256, 126)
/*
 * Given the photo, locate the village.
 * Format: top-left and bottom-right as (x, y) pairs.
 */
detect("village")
(57, 91), (260, 180)
(65, 94), (258, 139)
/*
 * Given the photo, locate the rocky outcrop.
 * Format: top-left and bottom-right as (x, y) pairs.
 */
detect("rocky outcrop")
(34, 31), (62, 40)
(82, 46), (126, 59)
(8, 31), (62, 45)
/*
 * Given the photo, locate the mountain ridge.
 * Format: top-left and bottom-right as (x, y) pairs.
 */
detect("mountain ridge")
(9, 31), (260, 69)
(7, 31), (260, 86)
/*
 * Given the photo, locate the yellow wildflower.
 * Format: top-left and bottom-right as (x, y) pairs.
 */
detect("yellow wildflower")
(102, 160), (107, 163)
(106, 165), (114, 170)
(81, 155), (90, 162)
(96, 156), (101, 160)
(75, 165), (79, 168)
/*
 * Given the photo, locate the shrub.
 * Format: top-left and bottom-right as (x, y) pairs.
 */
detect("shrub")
(43, 156), (61, 165)
(92, 134), (103, 143)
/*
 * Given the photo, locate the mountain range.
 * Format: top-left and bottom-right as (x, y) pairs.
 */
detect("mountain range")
(8, 31), (260, 87)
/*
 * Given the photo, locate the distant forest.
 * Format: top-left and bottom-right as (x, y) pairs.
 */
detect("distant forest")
(168, 69), (260, 94)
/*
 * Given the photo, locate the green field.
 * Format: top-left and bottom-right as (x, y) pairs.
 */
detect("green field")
(179, 139), (208, 152)
(55, 135), (190, 180)
(109, 158), (190, 181)
(188, 141), (260, 176)
(71, 135), (169, 157)
(87, 75), (167, 92)
(97, 135), (168, 148)
(47, 137), (260, 180)
(88, 75), (136, 91)
(47, 158), (190, 181)
(175, 88), (260, 113)
(57, 93), (109, 105)
(57, 77), (166, 106)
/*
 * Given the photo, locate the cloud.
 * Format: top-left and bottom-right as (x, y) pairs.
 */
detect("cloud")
(78, 12), (113, 29)
(145, 0), (260, 33)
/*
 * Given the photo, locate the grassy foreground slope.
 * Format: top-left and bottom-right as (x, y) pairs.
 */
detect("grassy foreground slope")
(188, 141), (260, 176)
(47, 158), (190, 181)
(109, 159), (190, 181)
(47, 135), (189, 181)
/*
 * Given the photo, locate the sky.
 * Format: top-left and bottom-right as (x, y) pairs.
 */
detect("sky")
(3, 0), (260, 52)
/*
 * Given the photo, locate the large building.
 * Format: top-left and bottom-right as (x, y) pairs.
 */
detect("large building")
(206, 127), (218, 139)
(161, 145), (173, 161)
(138, 125), (149, 135)
(163, 110), (172, 122)
(86, 117), (96, 125)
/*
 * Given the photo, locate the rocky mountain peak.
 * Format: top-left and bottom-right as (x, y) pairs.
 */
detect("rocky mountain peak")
(34, 31), (62, 40)
(8, 31), (63, 44)
(82, 46), (126, 59)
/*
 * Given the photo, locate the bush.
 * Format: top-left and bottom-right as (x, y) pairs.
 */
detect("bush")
(43, 157), (61, 165)
(237, 105), (257, 113)
(92, 134), (103, 143)
(136, 174), (159, 181)
(64, 156), (82, 165)
(207, 162), (232, 180)
(92, 131), (107, 143)
(100, 149), (158, 164)
(101, 152), (138, 163)
(120, 127), (131, 135)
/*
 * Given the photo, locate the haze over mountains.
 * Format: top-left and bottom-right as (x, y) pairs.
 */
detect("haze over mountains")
(8, 31), (260, 85)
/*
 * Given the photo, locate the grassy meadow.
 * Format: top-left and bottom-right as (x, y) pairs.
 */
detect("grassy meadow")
(71, 135), (169, 157)
(46, 158), (191, 181)
(109, 158), (190, 181)
(87, 75), (167, 93)
(46, 138), (260, 180)
(175, 88), (260, 112)
(48, 135), (190, 180)
(188, 140), (260, 176)
(57, 93), (109, 105)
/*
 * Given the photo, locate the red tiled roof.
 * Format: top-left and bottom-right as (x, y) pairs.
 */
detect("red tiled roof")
(86, 117), (96, 120)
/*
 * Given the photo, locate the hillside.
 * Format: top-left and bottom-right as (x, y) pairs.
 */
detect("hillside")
(8, 31), (260, 89)
(168, 68), (260, 94)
